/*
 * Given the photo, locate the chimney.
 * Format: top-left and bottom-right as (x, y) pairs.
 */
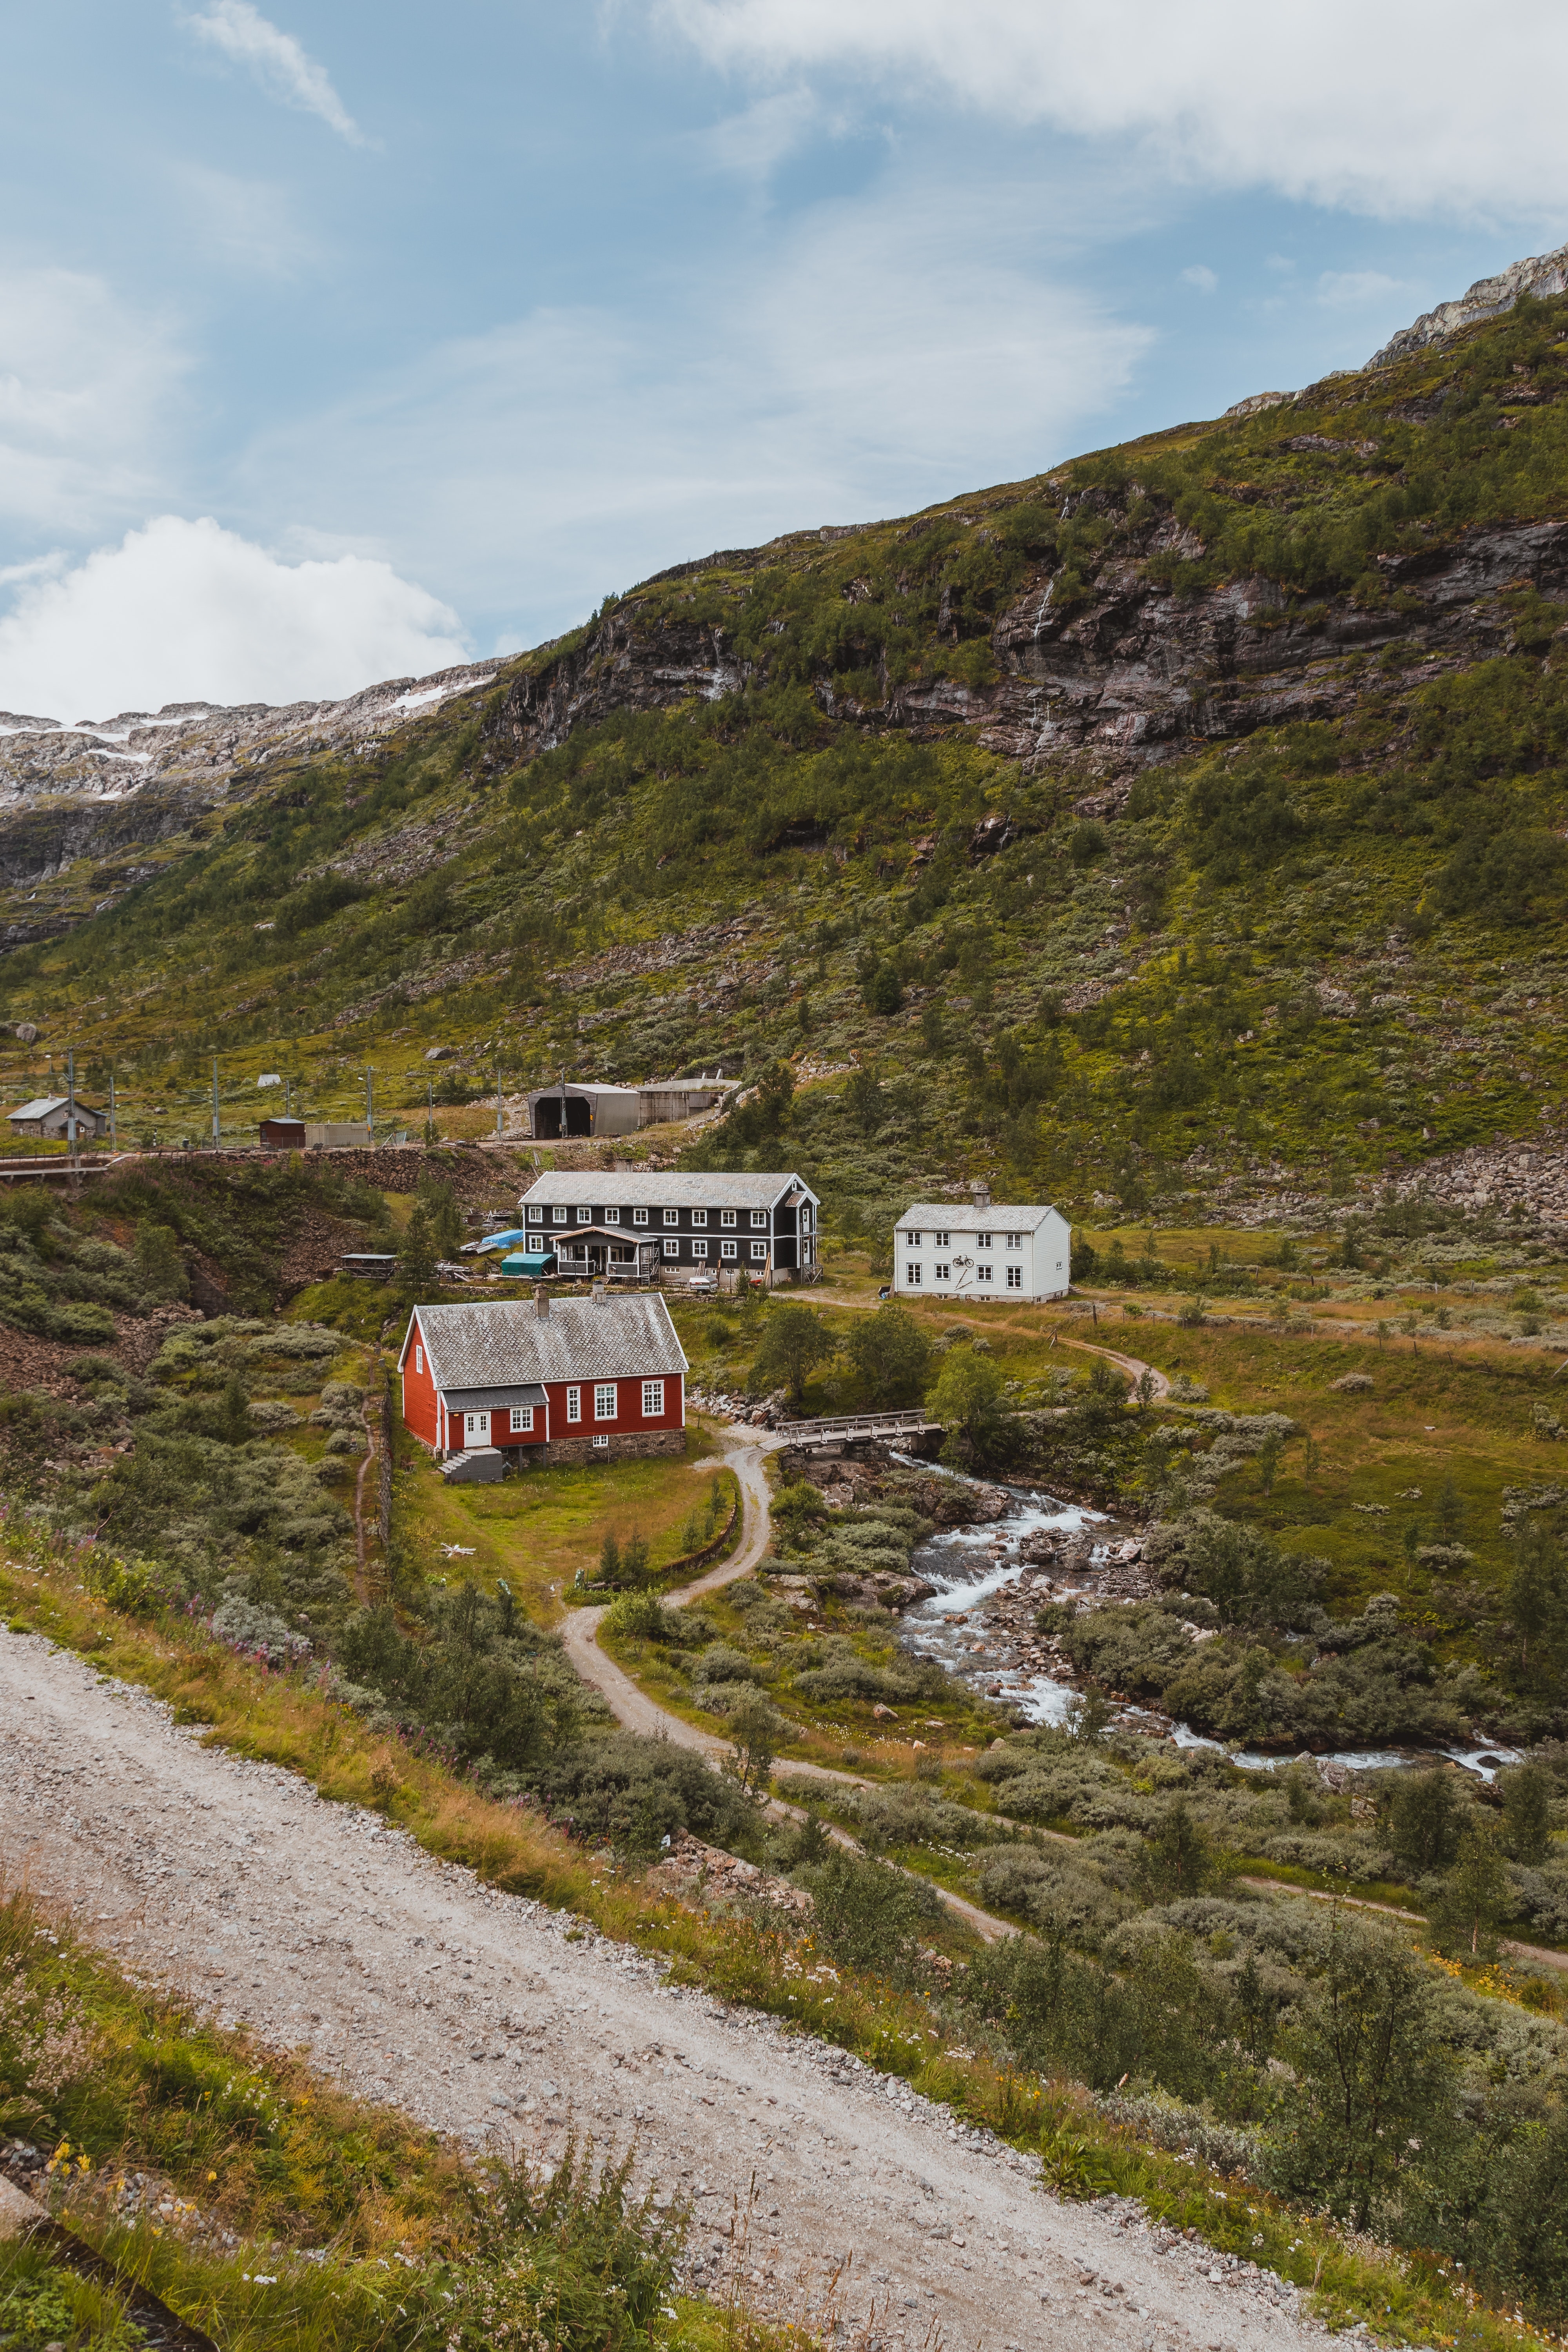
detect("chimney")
(970, 1178), (991, 1212)
(534, 1285), (550, 1320)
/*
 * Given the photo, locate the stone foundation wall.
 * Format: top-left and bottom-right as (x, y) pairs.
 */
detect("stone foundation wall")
(525, 1429), (686, 1469)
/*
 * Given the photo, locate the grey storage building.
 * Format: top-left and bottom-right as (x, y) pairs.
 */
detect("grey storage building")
(518, 1169), (821, 1284)
(526, 1075), (738, 1140)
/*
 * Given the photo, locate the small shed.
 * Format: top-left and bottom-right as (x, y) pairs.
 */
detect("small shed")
(339, 1252), (398, 1281)
(499, 1249), (556, 1278)
(259, 1116), (307, 1149)
(7, 1095), (109, 1141)
(526, 1082), (642, 1140)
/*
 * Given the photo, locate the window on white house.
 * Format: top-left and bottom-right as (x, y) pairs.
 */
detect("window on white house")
(642, 1380), (664, 1416)
(750, 1241), (766, 1261)
(592, 1434), (610, 1449)
(750, 1210), (767, 1228)
(414, 1346), (424, 1374)
(720, 1209), (736, 1228)
(662, 1237), (679, 1257)
(633, 1208), (649, 1226)
(1007, 1266), (1022, 1289)
(934, 1262), (950, 1281)
(691, 1208), (707, 1227)
(906, 1263), (922, 1286)
(905, 1230), (922, 1246)
(604, 1207), (620, 1224)
(935, 1229), (951, 1247)
(663, 1208), (679, 1226)
(509, 1405), (534, 1432)
(566, 1386), (581, 1424)
(692, 1238), (709, 1258)
(720, 1240), (737, 1260)
(977, 1265), (993, 1283)
(1005, 1232), (1023, 1249)
(552, 1205), (567, 1224)
(594, 1383), (617, 1421)
(977, 1231), (993, 1248)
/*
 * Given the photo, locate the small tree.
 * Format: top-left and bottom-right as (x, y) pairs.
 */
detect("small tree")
(929, 1345), (1017, 1469)
(751, 1304), (835, 1403)
(599, 1530), (621, 1584)
(1387, 1765), (1466, 1878)
(862, 964), (904, 1016)
(216, 1374), (252, 1446)
(1436, 1474), (1466, 1545)
(1500, 1761), (1553, 1865)
(1141, 1797), (1214, 1900)
(134, 1220), (188, 1301)
(417, 1173), (464, 1261)
(724, 1696), (780, 1798)
(844, 1302), (931, 1405)
(1256, 1429), (1283, 1495)
(398, 1202), (438, 1294)
(843, 1065), (886, 1134)
(1429, 1824), (1513, 1962)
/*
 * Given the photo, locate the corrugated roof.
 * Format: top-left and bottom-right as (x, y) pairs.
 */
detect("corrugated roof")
(8, 1096), (97, 1121)
(409, 1295), (688, 1390)
(895, 1201), (1065, 1232)
(524, 1082), (641, 1101)
(520, 1171), (817, 1211)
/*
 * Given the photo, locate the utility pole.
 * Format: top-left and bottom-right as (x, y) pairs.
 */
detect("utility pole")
(495, 1058), (504, 1137)
(365, 1065), (375, 1134)
(67, 1047), (79, 1172)
(212, 1058), (221, 1149)
(108, 1067), (116, 1148)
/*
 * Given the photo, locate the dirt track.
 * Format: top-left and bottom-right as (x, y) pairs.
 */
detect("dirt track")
(1, 1627), (1331, 2352)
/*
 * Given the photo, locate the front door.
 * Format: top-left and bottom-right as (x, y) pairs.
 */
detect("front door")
(463, 1411), (488, 1448)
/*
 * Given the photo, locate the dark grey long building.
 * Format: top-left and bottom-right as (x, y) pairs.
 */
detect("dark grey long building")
(517, 1170), (821, 1284)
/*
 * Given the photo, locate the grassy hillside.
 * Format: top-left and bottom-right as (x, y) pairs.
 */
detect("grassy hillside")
(3, 292), (1568, 1226)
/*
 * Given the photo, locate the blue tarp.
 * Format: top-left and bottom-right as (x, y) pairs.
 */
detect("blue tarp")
(462, 1227), (530, 1255)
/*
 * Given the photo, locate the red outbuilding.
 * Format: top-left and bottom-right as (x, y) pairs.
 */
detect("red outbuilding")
(398, 1285), (687, 1467)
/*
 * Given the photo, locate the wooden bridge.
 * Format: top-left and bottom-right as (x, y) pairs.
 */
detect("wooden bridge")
(779, 1406), (942, 1452)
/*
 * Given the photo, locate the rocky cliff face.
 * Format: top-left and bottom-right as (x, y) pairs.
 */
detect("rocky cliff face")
(1368, 243), (1568, 369)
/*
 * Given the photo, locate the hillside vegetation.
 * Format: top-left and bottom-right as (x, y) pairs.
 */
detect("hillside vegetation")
(1, 294), (1567, 1219)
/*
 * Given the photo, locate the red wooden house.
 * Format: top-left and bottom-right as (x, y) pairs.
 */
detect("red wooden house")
(398, 1286), (687, 1467)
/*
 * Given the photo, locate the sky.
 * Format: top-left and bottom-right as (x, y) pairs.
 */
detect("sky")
(4, 0), (1568, 722)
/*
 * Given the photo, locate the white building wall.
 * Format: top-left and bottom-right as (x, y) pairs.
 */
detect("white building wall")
(892, 1207), (1071, 1301)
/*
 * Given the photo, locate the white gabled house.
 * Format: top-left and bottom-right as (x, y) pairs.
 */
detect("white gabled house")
(892, 1184), (1070, 1302)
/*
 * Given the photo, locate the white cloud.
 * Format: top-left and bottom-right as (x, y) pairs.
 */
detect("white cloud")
(184, 0), (363, 145)
(169, 163), (320, 277)
(695, 85), (826, 178)
(1180, 265), (1218, 293)
(0, 517), (467, 723)
(655, 0), (1568, 221)
(0, 268), (188, 533)
(233, 169), (1153, 648)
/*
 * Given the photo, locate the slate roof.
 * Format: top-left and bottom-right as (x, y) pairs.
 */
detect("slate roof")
(895, 1201), (1065, 1232)
(402, 1295), (688, 1392)
(519, 1171), (817, 1212)
(9, 1096), (101, 1122)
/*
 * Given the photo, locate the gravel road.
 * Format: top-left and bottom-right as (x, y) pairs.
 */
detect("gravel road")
(0, 1627), (1333, 2352)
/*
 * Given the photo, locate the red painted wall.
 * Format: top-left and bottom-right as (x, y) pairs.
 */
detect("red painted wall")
(397, 1322), (684, 1454)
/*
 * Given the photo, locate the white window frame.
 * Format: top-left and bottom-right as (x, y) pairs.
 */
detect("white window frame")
(662, 1236), (679, 1258)
(577, 1206), (591, 1223)
(691, 1207), (708, 1227)
(1005, 1231), (1023, 1250)
(720, 1239), (738, 1261)
(691, 1238), (709, 1259)
(509, 1405), (534, 1432)
(414, 1345), (424, 1374)
(750, 1210), (768, 1229)
(802, 1238), (813, 1261)
(801, 1205), (812, 1229)
(750, 1240), (766, 1262)
(934, 1262), (950, 1281)
(663, 1208), (679, 1227)
(905, 1229), (922, 1246)
(527, 1206), (543, 1225)
(592, 1434), (610, 1449)
(604, 1207), (620, 1225)
(935, 1229), (951, 1247)
(720, 1209), (737, 1229)
(552, 1205), (567, 1224)
(1007, 1266), (1022, 1290)
(976, 1265), (993, 1284)
(463, 1410), (488, 1447)
(633, 1207), (649, 1227)
(977, 1232), (993, 1249)
(906, 1262), (922, 1286)
(642, 1379), (664, 1417)
(594, 1383), (617, 1422)
(566, 1386), (581, 1425)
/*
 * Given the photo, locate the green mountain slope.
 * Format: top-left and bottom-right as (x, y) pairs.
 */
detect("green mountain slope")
(6, 287), (1568, 1224)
